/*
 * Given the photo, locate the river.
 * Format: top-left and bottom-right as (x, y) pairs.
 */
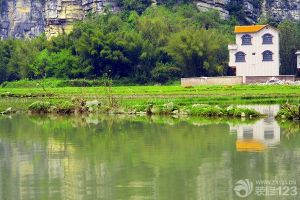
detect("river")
(0, 105), (299, 199)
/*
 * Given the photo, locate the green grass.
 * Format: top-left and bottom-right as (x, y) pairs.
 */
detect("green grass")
(1, 81), (300, 112)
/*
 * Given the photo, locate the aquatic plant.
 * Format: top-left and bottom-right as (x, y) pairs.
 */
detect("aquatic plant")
(276, 103), (300, 120)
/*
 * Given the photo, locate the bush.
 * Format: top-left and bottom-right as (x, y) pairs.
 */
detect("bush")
(57, 79), (105, 87)
(188, 104), (260, 117)
(28, 101), (51, 113)
(276, 104), (300, 120)
(56, 101), (75, 114)
(151, 63), (182, 84)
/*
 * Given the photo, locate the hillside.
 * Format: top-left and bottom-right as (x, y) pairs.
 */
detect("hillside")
(0, 0), (299, 38)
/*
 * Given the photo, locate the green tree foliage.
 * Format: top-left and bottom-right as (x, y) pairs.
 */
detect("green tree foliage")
(151, 63), (182, 83)
(278, 20), (300, 75)
(0, 5), (234, 84)
(166, 29), (229, 77)
(116, 0), (152, 14)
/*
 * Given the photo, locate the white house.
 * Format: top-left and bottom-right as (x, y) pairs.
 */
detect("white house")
(228, 25), (280, 82)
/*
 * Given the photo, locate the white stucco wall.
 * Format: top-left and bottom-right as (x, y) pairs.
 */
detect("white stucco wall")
(228, 26), (280, 77)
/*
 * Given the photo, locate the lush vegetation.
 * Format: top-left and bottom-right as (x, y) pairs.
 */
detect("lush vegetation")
(276, 103), (300, 120)
(0, 5), (235, 85)
(1, 84), (300, 113)
(26, 99), (261, 118)
(1, 3), (300, 85)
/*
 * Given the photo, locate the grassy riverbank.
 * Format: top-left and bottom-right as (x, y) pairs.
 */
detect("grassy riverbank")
(1, 82), (300, 115)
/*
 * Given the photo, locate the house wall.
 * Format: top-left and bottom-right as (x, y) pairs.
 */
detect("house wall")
(229, 26), (280, 77)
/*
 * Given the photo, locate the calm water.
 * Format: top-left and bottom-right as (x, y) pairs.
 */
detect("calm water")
(0, 106), (300, 200)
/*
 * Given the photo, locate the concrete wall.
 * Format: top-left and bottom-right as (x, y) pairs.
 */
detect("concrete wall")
(181, 75), (295, 86)
(181, 76), (243, 86)
(245, 75), (295, 84)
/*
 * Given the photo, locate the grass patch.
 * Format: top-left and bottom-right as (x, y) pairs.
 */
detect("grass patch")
(1, 80), (300, 113)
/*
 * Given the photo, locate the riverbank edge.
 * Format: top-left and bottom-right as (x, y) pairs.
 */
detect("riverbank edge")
(0, 98), (264, 119)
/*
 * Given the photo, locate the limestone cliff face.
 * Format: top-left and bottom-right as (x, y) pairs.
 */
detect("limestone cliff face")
(195, 0), (300, 24)
(0, 0), (119, 38)
(0, 0), (44, 39)
(263, 0), (300, 23)
(195, 0), (230, 19)
(1, 0), (300, 39)
(44, 0), (119, 37)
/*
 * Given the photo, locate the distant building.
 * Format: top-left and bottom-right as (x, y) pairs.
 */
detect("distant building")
(295, 51), (300, 70)
(181, 24), (295, 86)
(228, 25), (280, 82)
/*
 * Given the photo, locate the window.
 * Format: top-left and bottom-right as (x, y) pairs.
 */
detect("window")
(262, 33), (273, 44)
(235, 51), (246, 62)
(262, 50), (273, 61)
(242, 34), (252, 45)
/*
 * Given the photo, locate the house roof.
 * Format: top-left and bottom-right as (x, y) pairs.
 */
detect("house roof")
(234, 25), (268, 33)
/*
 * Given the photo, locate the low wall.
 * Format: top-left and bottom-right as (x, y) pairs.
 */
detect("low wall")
(245, 75), (295, 84)
(181, 76), (243, 86)
(181, 75), (296, 86)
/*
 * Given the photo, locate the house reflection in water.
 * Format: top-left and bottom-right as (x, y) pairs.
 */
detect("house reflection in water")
(230, 105), (281, 152)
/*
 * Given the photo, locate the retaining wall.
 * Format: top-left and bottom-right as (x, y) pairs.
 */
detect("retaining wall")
(245, 75), (295, 84)
(181, 76), (243, 86)
(181, 75), (295, 86)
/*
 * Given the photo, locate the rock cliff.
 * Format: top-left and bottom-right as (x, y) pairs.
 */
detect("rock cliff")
(264, 0), (300, 23)
(0, 0), (119, 39)
(1, 0), (300, 39)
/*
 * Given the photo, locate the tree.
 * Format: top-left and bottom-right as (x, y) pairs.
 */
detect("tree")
(151, 63), (182, 83)
(116, 0), (152, 14)
(166, 29), (229, 77)
(278, 20), (300, 75)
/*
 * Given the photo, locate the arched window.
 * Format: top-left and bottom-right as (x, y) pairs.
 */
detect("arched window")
(262, 50), (273, 61)
(262, 33), (273, 44)
(235, 51), (246, 62)
(241, 34), (252, 45)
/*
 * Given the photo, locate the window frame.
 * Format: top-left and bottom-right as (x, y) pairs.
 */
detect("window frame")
(235, 51), (246, 62)
(262, 33), (273, 44)
(262, 50), (273, 61)
(241, 34), (252, 45)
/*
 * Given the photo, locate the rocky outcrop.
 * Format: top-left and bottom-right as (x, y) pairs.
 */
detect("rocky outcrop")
(195, 0), (230, 19)
(0, 0), (119, 38)
(264, 0), (300, 23)
(0, 0), (44, 39)
(2, 0), (300, 39)
(44, 0), (119, 37)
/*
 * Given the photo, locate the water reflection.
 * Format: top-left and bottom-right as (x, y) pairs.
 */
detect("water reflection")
(231, 118), (280, 152)
(0, 108), (299, 200)
(231, 105), (281, 152)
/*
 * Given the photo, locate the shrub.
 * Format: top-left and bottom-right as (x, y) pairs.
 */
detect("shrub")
(151, 63), (182, 84)
(56, 101), (75, 114)
(276, 104), (300, 120)
(28, 101), (51, 113)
